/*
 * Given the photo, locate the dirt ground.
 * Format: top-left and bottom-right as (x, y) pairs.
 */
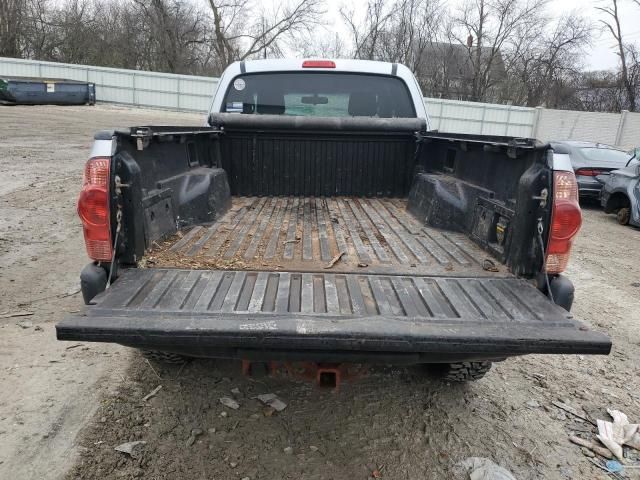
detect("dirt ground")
(1, 105), (639, 480)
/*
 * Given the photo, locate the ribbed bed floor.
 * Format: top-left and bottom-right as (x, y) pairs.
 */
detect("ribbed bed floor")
(148, 197), (507, 277)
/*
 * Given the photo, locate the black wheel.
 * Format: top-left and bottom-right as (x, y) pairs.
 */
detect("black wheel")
(617, 207), (630, 225)
(429, 361), (492, 382)
(141, 349), (191, 365)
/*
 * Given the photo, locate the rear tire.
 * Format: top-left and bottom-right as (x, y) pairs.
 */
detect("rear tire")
(141, 349), (191, 365)
(617, 207), (631, 225)
(430, 361), (492, 382)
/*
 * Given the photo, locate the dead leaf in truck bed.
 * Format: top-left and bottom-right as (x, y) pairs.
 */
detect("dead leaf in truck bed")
(324, 252), (345, 269)
(483, 259), (500, 272)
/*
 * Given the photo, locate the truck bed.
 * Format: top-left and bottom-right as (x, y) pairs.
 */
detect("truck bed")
(147, 197), (502, 277)
(58, 117), (612, 363)
(59, 197), (610, 361)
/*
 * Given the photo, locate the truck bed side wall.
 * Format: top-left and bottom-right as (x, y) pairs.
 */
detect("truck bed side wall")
(408, 134), (550, 276)
(114, 129), (231, 263)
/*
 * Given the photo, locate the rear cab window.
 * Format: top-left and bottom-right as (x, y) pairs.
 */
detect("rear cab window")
(222, 72), (416, 118)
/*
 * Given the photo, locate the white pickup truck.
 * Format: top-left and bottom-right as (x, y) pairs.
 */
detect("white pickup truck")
(57, 59), (610, 383)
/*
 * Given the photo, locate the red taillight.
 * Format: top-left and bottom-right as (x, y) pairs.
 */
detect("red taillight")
(575, 168), (603, 177)
(546, 171), (582, 273)
(302, 60), (336, 68)
(78, 157), (112, 261)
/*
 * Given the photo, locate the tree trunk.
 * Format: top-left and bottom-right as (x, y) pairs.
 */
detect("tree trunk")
(472, 0), (485, 101)
(611, 0), (636, 111)
(0, 0), (23, 57)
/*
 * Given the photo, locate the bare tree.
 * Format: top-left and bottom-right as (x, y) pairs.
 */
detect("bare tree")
(49, 0), (100, 64)
(339, 0), (445, 91)
(575, 70), (626, 112)
(10, 0), (219, 74)
(453, 0), (549, 101)
(340, 0), (394, 60)
(506, 14), (593, 107)
(378, 0), (443, 68)
(89, 0), (145, 70)
(0, 0), (25, 57)
(19, 0), (53, 60)
(129, 0), (210, 73)
(292, 31), (346, 58)
(597, 0), (637, 111)
(207, 0), (323, 73)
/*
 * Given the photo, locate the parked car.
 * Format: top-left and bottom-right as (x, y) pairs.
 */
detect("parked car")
(599, 155), (640, 226)
(550, 141), (633, 200)
(56, 59), (610, 384)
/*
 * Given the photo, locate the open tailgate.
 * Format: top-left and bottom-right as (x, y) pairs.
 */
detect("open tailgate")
(56, 268), (611, 360)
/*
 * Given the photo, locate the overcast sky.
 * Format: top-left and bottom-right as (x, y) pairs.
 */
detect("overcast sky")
(323, 0), (640, 71)
(549, 0), (640, 70)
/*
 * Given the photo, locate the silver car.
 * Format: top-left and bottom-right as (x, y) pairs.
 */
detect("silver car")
(550, 141), (632, 200)
(600, 155), (640, 226)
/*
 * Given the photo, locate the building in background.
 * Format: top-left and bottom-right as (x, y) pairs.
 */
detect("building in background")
(414, 42), (507, 102)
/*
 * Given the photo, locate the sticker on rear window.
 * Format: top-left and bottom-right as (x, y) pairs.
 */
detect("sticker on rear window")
(233, 78), (246, 91)
(226, 101), (243, 113)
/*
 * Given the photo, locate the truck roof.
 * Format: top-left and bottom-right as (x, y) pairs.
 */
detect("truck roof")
(235, 58), (407, 76)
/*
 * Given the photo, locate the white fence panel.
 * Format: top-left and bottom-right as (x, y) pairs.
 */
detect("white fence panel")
(617, 111), (640, 150)
(536, 109), (622, 147)
(424, 98), (536, 138)
(0, 59), (40, 78)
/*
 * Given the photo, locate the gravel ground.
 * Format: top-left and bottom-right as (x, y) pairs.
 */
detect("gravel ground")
(1, 104), (639, 480)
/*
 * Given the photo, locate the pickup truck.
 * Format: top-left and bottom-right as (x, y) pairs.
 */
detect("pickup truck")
(57, 59), (611, 382)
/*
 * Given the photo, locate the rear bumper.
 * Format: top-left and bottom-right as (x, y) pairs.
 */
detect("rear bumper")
(577, 177), (603, 198)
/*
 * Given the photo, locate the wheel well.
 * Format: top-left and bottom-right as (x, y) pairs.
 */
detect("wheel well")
(605, 192), (630, 213)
